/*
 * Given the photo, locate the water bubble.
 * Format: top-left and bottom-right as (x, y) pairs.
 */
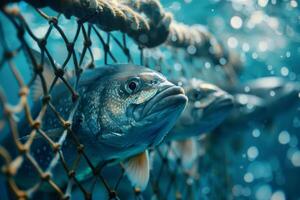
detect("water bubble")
(174, 63), (182, 71)
(230, 16), (243, 29)
(204, 62), (211, 69)
(244, 172), (254, 183)
(244, 86), (250, 92)
(270, 90), (276, 97)
(247, 146), (259, 161)
(278, 131), (290, 145)
(271, 190), (286, 200)
(280, 67), (289, 76)
(248, 11), (264, 28)
(171, 34), (178, 42)
(258, 41), (268, 52)
(291, 151), (300, 167)
(252, 129), (261, 138)
(232, 185), (242, 196)
(242, 43), (250, 52)
(255, 184), (272, 200)
(268, 17), (279, 29)
(247, 104), (255, 110)
(187, 45), (196, 55)
(227, 37), (238, 48)
(232, 1), (245, 11)
(249, 161), (272, 179)
(267, 65), (273, 71)
(202, 186), (210, 194)
(258, 0), (269, 7)
(290, 0), (298, 8)
(242, 187), (252, 197)
(252, 52), (258, 59)
(219, 57), (227, 65)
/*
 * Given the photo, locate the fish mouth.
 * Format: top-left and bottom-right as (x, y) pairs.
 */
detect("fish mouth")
(203, 94), (234, 119)
(141, 85), (187, 118)
(130, 85), (187, 122)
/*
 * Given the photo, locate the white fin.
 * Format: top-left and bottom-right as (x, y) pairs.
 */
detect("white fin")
(123, 150), (149, 191)
(171, 139), (197, 170)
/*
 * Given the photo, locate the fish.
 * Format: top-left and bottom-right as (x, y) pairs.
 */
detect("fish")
(167, 78), (234, 141)
(0, 49), (188, 193)
(164, 78), (234, 169)
(223, 77), (300, 126)
(60, 75), (235, 198)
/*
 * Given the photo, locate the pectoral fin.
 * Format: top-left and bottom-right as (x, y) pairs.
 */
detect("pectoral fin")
(171, 138), (197, 170)
(123, 150), (149, 191)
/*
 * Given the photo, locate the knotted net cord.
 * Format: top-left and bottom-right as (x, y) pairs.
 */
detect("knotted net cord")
(0, 1), (238, 199)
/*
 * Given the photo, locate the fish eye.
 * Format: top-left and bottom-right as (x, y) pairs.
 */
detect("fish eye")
(125, 77), (141, 94)
(190, 90), (203, 101)
(194, 92), (202, 99)
(129, 81), (137, 90)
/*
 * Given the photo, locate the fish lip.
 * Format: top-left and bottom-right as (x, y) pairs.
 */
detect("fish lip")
(141, 85), (187, 119)
(204, 94), (234, 116)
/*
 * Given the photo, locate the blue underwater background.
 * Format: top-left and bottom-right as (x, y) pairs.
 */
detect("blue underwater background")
(1, 0), (300, 200)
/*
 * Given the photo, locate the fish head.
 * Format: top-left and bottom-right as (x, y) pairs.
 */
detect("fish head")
(169, 78), (234, 139)
(98, 65), (187, 150)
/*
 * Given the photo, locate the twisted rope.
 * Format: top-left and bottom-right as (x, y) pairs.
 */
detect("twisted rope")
(2, 0), (241, 77)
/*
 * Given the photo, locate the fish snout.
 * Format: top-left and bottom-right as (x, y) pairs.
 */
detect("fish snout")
(142, 85), (187, 118)
(128, 82), (187, 122)
(204, 93), (234, 117)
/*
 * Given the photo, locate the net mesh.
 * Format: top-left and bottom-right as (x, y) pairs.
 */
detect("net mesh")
(0, 1), (238, 199)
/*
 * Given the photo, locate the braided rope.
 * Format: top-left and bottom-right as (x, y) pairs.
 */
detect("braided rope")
(2, 0), (241, 79)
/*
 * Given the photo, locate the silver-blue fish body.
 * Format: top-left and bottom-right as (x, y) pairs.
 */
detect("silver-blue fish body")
(224, 77), (300, 124)
(166, 78), (234, 141)
(2, 64), (187, 190)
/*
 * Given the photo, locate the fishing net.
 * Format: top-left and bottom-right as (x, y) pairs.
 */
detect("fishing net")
(0, 1), (241, 199)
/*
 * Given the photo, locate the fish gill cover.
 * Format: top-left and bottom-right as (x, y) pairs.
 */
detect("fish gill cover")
(0, 0), (299, 200)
